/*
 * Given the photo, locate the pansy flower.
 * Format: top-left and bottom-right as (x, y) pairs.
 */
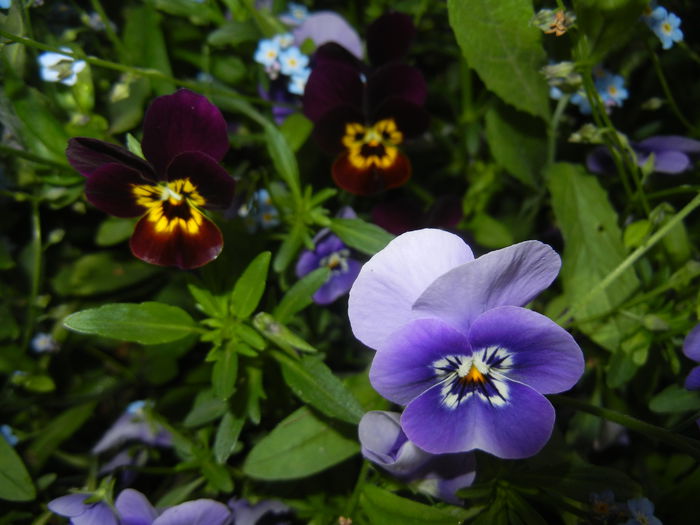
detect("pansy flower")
(66, 89), (235, 269)
(371, 194), (462, 235)
(348, 229), (584, 458)
(303, 12), (428, 195)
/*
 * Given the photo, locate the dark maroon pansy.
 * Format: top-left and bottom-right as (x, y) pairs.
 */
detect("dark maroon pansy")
(66, 89), (235, 270)
(302, 12), (428, 196)
(372, 195), (463, 235)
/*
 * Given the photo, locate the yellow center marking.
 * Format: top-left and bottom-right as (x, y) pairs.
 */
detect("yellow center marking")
(461, 364), (486, 385)
(132, 178), (206, 235)
(342, 118), (403, 170)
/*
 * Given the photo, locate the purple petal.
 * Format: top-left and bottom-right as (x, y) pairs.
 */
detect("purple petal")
(302, 60), (363, 123)
(419, 453), (477, 505)
(685, 366), (700, 390)
(683, 324), (700, 362)
(637, 135), (700, 154)
(468, 306), (584, 394)
(370, 319), (470, 405)
(84, 163), (150, 218)
(367, 63), (427, 113)
(153, 499), (231, 525)
(66, 137), (155, 180)
(75, 503), (120, 525)
(48, 493), (92, 517)
(586, 146), (615, 175)
(348, 229), (474, 350)
(92, 412), (171, 453)
(115, 489), (158, 525)
(165, 152), (235, 210)
(293, 12), (363, 59)
(312, 259), (361, 304)
(141, 90), (229, 177)
(413, 240), (561, 335)
(651, 150), (691, 174)
(366, 12), (415, 66)
(401, 380), (556, 458)
(228, 498), (290, 525)
(295, 249), (322, 277)
(311, 105), (365, 154)
(372, 98), (430, 139)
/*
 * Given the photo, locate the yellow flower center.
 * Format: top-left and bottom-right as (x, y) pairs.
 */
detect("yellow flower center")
(133, 178), (206, 235)
(459, 364), (486, 385)
(342, 118), (403, 170)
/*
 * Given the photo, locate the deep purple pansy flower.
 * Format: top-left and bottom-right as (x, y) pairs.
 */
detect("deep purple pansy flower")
(359, 411), (476, 504)
(348, 229), (584, 458)
(302, 12), (428, 195)
(371, 195), (463, 236)
(587, 135), (700, 175)
(66, 89), (235, 269)
(682, 323), (700, 390)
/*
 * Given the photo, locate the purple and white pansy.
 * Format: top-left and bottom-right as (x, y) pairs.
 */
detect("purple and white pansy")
(348, 229), (585, 459)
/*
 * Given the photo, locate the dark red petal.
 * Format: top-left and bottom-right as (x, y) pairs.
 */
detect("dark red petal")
(371, 197), (422, 235)
(166, 152), (235, 210)
(313, 42), (363, 69)
(141, 89), (229, 176)
(373, 98), (430, 139)
(366, 12), (416, 66)
(85, 163), (150, 218)
(67, 137), (155, 179)
(367, 63), (427, 111)
(332, 150), (411, 195)
(130, 212), (224, 270)
(302, 61), (364, 123)
(312, 106), (365, 154)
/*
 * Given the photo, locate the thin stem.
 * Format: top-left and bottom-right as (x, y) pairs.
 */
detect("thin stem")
(552, 395), (700, 460)
(558, 192), (700, 324)
(546, 94), (570, 167)
(20, 198), (42, 352)
(648, 185), (700, 200)
(89, 0), (129, 61)
(0, 145), (74, 171)
(342, 460), (370, 520)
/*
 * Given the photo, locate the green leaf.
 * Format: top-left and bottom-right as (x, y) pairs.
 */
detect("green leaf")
(51, 253), (158, 296)
(184, 389), (228, 427)
(214, 410), (245, 464)
(547, 163), (639, 349)
(361, 485), (469, 525)
(650, 384), (700, 414)
(243, 406), (358, 480)
(329, 218), (394, 255)
(208, 20), (260, 47)
(275, 352), (365, 424)
(12, 89), (71, 162)
(264, 123), (302, 199)
(27, 402), (97, 468)
(279, 113), (313, 152)
(485, 103), (546, 187)
(63, 302), (197, 344)
(468, 213), (515, 249)
(273, 220), (306, 272)
(0, 437), (35, 502)
(272, 267), (331, 324)
(212, 343), (238, 401)
(447, 0), (550, 120)
(230, 251), (271, 318)
(253, 312), (317, 353)
(95, 217), (137, 247)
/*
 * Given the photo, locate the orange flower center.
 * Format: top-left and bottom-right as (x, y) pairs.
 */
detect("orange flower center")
(342, 118), (403, 170)
(132, 178), (206, 235)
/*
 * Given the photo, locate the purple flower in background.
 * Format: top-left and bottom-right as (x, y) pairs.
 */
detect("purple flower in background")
(359, 411), (476, 504)
(349, 229), (584, 458)
(48, 493), (119, 525)
(92, 400), (172, 454)
(682, 323), (700, 390)
(587, 135), (700, 175)
(371, 195), (462, 235)
(292, 11), (363, 59)
(625, 497), (662, 525)
(229, 498), (291, 524)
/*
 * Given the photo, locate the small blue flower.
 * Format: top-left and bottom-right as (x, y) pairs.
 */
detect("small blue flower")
(254, 38), (281, 68)
(278, 46), (309, 76)
(37, 47), (87, 86)
(280, 2), (309, 26)
(273, 32), (295, 49)
(31, 332), (59, 353)
(625, 497), (662, 525)
(595, 72), (628, 108)
(0, 0), (11, 9)
(288, 66), (311, 95)
(647, 8), (683, 50)
(239, 189), (280, 232)
(1, 425), (18, 447)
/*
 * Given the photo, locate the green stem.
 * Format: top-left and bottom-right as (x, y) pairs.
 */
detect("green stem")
(546, 94), (570, 167)
(343, 460), (370, 519)
(648, 185), (700, 200)
(0, 145), (74, 171)
(89, 0), (129, 61)
(21, 198), (42, 352)
(558, 192), (700, 324)
(552, 395), (700, 460)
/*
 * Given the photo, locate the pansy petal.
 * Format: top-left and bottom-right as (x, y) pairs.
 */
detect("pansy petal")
(367, 63), (427, 111)
(349, 229), (474, 350)
(312, 105), (365, 154)
(84, 163), (150, 218)
(153, 499), (231, 525)
(302, 60), (363, 123)
(130, 211), (223, 270)
(332, 149), (411, 195)
(312, 42), (363, 69)
(293, 12), (363, 59)
(115, 489), (158, 525)
(48, 493), (92, 516)
(229, 499), (290, 525)
(413, 240), (561, 334)
(67, 137), (155, 179)
(401, 380), (555, 457)
(586, 147), (615, 174)
(141, 90), (229, 176)
(652, 150), (691, 173)
(366, 12), (415, 66)
(165, 152), (235, 210)
(685, 366), (700, 391)
(312, 258), (361, 304)
(683, 323), (700, 362)
(468, 306), (584, 394)
(638, 135), (700, 154)
(373, 98), (430, 139)
(75, 503), (120, 525)
(370, 318), (470, 404)
(420, 453), (477, 505)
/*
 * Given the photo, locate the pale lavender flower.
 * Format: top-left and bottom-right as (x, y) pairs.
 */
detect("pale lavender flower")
(292, 11), (363, 59)
(92, 400), (171, 454)
(48, 493), (119, 525)
(229, 498), (291, 524)
(682, 323), (700, 390)
(625, 497), (662, 525)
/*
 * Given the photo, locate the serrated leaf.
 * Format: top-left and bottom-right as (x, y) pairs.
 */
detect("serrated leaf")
(0, 438), (35, 502)
(243, 407), (358, 480)
(272, 267), (331, 324)
(361, 485), (468, 525)
(329, 218), (394, 255)
(275, 352), (365, 424)
(447, 0), (550, 120)
(230, 251), (271, 318)
(63, 302), (197, 344)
